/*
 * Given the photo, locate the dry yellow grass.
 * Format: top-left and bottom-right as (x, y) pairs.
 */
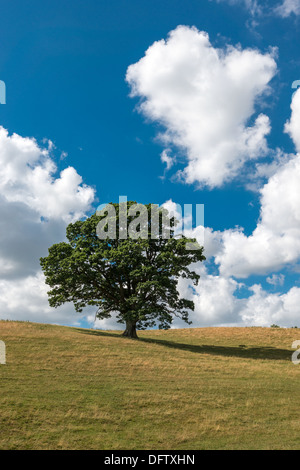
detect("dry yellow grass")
(0, 320), (299, 449)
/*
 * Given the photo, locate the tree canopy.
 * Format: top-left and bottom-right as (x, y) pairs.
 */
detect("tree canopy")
(40, 201), (205, 338)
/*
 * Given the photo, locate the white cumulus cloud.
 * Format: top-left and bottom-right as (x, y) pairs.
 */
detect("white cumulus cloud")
(0, 127), (95, 325)
(284, 88), (300, 152)
(275, 0), (300, 17)
(196, 89), (300, 278)
(240, 284), (300, 326)
(126, 26), (276, 188)
(266, 274), (285, 286)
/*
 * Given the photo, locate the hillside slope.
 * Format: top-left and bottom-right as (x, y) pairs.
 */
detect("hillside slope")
(0, 321), (299, 450)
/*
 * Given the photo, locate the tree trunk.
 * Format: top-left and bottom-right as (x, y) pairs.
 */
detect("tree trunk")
(122, 321), (138, 339)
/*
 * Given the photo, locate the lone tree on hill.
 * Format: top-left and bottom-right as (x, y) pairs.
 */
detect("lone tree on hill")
(40, 201), (205, 338)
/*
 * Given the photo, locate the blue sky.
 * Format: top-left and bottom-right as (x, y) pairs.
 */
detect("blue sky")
(0, 0), (300, 329)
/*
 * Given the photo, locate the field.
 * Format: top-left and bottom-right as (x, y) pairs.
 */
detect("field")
(0, 320), (299, 450)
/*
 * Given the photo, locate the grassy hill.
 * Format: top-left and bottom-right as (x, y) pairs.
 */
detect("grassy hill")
(0, 320), (299, 450)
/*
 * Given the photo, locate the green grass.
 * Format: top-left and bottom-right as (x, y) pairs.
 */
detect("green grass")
(0, 320), (299, 449)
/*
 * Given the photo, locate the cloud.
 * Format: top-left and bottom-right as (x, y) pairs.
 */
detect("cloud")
(266, 274), (285, 286)
(190, 89), (300, 279)
(239, 284), (300, 326)
(175, 264), (243, 326)
(249, 148), (291, 188)
(0, 127), (94, 222)
(222, 162), (300, 277)
(284, 88), (300, 152)
(275, 0), (300, 17)
(126, 26), (276, 188)
(0, 127), (95, 325)
(213, 0), (262, 16)
(160, 148), (174, 171)
(0, 272), (89, 325)
(89, 312), (121, 331)
(174, 265), (300, 328)
(0, 26), (297, 330)
(124, 28), (300, 328)
(213, 0), (300, 18)
(213, 153), (300, 277)
(130, 85), (300, 329)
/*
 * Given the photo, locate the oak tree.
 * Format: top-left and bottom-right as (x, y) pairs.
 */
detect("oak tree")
(40, 202), (205, 338)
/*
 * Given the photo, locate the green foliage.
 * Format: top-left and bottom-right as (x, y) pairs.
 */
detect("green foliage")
(40, 202), (205, 333)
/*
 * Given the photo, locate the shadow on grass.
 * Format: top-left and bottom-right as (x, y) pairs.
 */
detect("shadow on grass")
(75, 329), (292, 361)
